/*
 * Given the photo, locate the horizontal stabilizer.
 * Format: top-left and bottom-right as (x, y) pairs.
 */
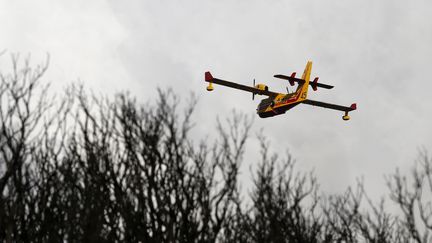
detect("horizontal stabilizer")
(274, 74), (334, 90)
(314, 82), (334, 90)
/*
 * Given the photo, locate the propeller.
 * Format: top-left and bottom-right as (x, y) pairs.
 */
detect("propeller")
(252, 78), (256, 100)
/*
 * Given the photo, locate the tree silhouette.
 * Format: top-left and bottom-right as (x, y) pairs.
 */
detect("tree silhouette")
(226, 136), (322, 243)
(0, 55), (250, 242)
(387, 152), (432, 243)
(0, 54), (431, 242)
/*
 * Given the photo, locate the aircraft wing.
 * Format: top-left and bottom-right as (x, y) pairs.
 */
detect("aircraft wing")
(302, 99), (357, 112)
(274, 74), (334, 89)
(205, 72), (279, 97)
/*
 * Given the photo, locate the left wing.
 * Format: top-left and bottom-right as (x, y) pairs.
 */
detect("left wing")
(274, 74), (305, 84)
(302, 99), (357, 112)
(205, 72), (279, 97)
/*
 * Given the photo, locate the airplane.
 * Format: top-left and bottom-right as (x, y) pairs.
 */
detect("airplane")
(204, 61), (357, 120)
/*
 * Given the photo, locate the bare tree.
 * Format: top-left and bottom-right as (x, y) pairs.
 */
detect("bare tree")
(225, 135), (323, 243)
(0, 54), (54, 242)
(322, 179), (410, 243)
(387, 151), (432, 243)
(0, 54), (252, 241)
(1, 53), (432, 243)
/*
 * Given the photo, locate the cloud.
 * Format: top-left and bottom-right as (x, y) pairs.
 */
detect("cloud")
(2, 0), (432, 198)
(0, 0), (131, 93)
(107, 0), (432, 197)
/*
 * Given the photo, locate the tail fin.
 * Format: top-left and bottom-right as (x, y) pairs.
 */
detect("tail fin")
(301, 61), (312, 81)
(296, 61), (312, 101)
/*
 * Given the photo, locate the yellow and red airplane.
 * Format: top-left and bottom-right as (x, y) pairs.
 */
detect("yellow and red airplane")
(204, 61), (357, 120)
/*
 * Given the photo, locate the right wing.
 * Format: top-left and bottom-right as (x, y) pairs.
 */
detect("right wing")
(205, 72), (279, 96)
(302, 99), (357, 112)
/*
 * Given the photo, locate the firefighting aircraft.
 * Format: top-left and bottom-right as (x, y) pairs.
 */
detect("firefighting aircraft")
(204, 61), (357, 120)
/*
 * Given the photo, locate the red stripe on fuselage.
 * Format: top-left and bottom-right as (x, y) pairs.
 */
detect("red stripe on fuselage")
(273, 90), (301, 108)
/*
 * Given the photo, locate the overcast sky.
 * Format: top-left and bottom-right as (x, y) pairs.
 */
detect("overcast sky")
(1, 0), (432, 199)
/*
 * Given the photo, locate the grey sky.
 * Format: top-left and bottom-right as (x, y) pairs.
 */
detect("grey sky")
(1, 0), (432, 199)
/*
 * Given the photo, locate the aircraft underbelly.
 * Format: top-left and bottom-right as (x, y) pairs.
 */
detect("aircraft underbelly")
(257, 103), (299, 118)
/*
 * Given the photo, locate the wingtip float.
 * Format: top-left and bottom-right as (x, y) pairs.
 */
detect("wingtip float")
(204, 61), (357, 121)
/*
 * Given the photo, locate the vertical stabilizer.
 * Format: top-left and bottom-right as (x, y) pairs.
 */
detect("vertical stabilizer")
(296, 61), (312, 101)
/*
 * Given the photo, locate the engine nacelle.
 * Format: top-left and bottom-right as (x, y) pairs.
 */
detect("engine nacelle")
(255, 84), (268, 91)
(289, 72), (296, 86)
(311, 77), (319, 91)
